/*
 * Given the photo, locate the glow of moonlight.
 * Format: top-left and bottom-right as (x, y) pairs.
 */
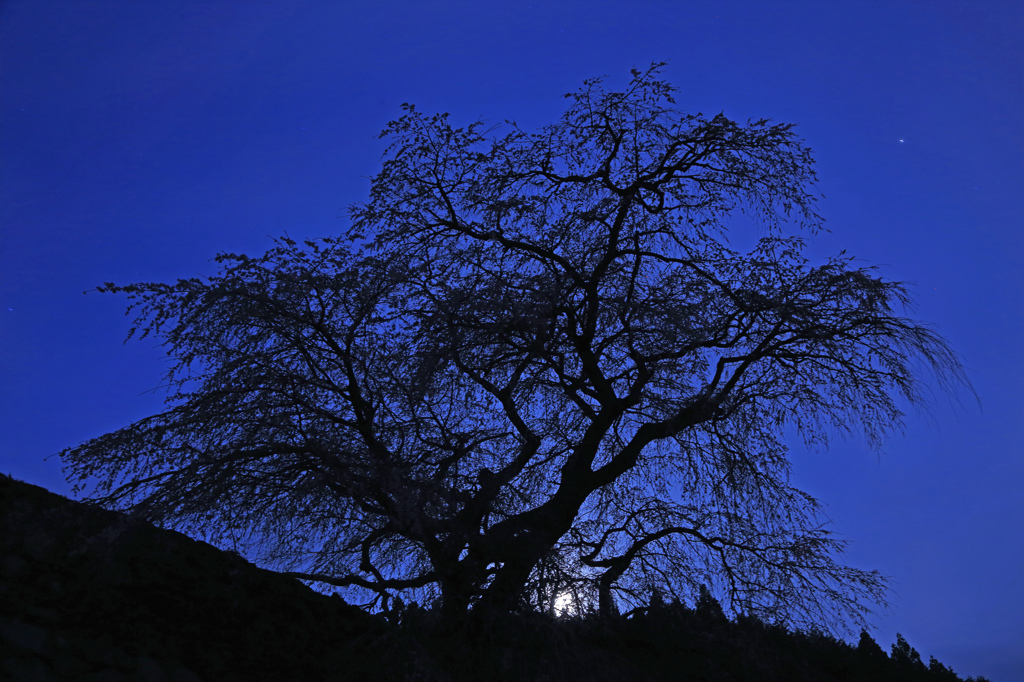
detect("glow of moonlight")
(553, 591), (574, 617)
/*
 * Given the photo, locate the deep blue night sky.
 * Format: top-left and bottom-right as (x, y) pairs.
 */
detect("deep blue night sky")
(1, 1), (1021, 678)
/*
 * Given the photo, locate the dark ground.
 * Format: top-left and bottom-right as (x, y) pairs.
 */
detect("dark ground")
(0, 473), (989, 681)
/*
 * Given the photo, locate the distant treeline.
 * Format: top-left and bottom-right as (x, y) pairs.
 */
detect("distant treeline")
(1, 473), (989, 682)
(377, 593), (990, 682)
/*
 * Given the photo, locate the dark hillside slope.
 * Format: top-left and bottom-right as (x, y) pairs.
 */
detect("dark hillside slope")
(0, 473), (388, 681)
(0, 473), (988, 681)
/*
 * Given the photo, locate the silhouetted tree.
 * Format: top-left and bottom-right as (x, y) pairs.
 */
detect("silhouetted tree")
(928, 656), (963, 682)
(891, 632), (930, 682)
(857, 630), (887, 659)
(892, 633), (925, 667)
(695, 584), (727, 623)
(855, 630), (890, 680)
(61, 65), (970, 630)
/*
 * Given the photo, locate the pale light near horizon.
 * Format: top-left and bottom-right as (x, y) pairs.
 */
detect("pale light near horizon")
(553, 592), (575, 618)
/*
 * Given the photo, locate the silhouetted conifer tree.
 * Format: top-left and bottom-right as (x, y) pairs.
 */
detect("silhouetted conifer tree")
(696, 584), (728, 622)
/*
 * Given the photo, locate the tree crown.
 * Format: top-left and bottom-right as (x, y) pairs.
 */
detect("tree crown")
(62, 65), (970, 633)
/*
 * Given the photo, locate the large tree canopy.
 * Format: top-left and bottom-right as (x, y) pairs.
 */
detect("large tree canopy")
(62, 66), (968, 632)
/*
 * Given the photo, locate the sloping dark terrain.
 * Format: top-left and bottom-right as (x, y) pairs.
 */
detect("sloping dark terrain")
(0, 473), (391, 681)
(1, 473), (987, 681)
